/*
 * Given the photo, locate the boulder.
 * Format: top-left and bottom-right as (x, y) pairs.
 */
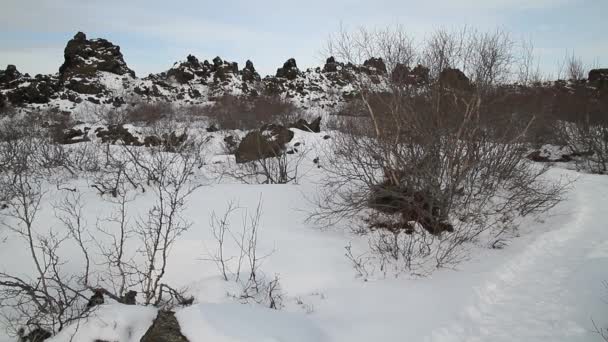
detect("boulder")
(289, 116), (321, 133)
(140, 310), (189, 342)
(235, 124), (294, 163)
(95, 125), (141, 145)
(368, 177), (453, 235)
(18, 327), (52, 342)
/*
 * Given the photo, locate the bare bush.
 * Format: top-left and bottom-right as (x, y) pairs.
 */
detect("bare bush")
(314, 26), (565, 274)
(324, 24), (416, 73)
(0, 120), (90, 336)
(557, 117), (608, 174)
(204, 200), (283, 309)
(222, 147), (308, 185)
(114, 125), (204, 305)
(124, 102), (174, 124)
(208, 95), (300, 130)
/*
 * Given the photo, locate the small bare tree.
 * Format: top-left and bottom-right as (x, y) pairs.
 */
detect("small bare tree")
(204, 199), (283, 309)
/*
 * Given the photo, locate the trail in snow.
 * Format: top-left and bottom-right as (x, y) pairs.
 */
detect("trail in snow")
(429, 174), (608, 342)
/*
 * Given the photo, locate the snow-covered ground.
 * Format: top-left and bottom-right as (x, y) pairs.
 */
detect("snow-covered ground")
(1, 129), (607, 342)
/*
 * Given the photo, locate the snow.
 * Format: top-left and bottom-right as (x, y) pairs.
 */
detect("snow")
(47, 304), (157, 342)
(176, 303), (328, 342)
(0, 130), (607, 342)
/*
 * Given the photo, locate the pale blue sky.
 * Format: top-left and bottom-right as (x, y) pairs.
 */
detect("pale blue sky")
(1, 0), (606, 78)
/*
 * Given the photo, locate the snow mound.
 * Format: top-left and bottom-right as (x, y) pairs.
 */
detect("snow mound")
(176, 303), (328, 342)
(47, 304), (157, 342)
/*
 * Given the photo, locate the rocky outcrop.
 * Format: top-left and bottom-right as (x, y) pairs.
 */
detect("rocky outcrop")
(276, 58), (300, 80)
(0, 64), (22, 85)
(59, 32), (135, 79)
(588, 69), (608, 88)
(242, 60), (261, 82)
(235, 124), (294, 163)
(439, 68), (471, 91)
(391, 64), (429, 86)
(322, 56), (341, 73)
(5, 74), (60, 105)
(588, 69), (608, 83)
(140, 310), (189, 342)
(362, 57), (387, 75)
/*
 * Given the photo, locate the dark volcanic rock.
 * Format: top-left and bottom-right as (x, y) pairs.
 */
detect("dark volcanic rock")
(290, 117), (321, 133)
(140, 310), (189, 342)
(323, 56), (341, 73)
(5, 74), (60, 105)
(276, 58), (300, 80)
(242, 60), (261, 82)
(363, 57), (387, 75)
(59, 32), (135, 79)
(391, 64), (429, 86)
(588, 69), (608, 83)
(439, 68), (471, 90)
(19, 327), (52, 342)
(235, 124), (294, 163)
(368, 175), (454, 235)
(95, 125), (141, 145)
(589, 69), (608, 88)
(0, 64), (22, 84)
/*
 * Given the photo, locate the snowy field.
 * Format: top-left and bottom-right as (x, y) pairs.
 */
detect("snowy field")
(1, 128), (607, 342)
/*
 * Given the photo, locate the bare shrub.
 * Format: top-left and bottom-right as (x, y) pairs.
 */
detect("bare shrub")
(222, 148), (308, 185)
(208, 94), (299, 130)
(204, 200), (283, 309)
(124, 102), (174, 124)
(556, 51), (586, 81)
(557, 116), (608, 174)
(0, 119), (90, 336)
(314, 26), (565, 274)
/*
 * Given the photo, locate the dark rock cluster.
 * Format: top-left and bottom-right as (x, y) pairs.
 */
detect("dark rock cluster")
(275, 58), (300, 80)
(59, 32), (135, 79)
(235, 124), (294, 163)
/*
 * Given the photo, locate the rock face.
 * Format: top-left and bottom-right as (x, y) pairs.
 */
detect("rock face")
(235, 124), (294, 163)
(59, 32), (135, 79)
(140, 310), (189, 342)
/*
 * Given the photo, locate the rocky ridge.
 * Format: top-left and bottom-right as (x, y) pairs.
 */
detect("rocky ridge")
(1, 31), (607, 118)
